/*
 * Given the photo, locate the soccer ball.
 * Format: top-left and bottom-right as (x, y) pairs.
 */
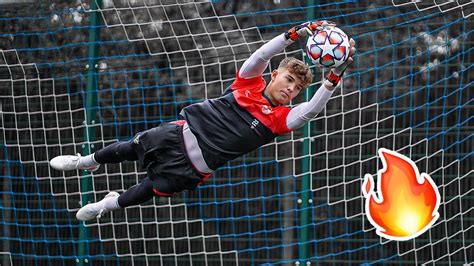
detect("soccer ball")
(306, 26), (350, 68)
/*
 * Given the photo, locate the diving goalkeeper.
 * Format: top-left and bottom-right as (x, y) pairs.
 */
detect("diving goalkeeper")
(50, 21), (356, 221)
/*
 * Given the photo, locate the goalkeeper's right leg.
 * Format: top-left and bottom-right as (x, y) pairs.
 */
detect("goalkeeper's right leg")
(50, 141), (139, 172)
(49, 153), (100, 172)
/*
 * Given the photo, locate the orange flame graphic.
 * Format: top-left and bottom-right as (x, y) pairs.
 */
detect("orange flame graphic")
(362, 148), (441, 241)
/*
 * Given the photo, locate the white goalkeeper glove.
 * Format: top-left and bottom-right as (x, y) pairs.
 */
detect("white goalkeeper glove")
(324, 38), (357, 90)
(284, 20), (336, 42)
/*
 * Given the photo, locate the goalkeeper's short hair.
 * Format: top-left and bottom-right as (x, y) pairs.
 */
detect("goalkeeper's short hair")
(278, 57), (313, 88)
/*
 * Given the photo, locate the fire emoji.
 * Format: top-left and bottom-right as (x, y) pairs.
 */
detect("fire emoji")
(362, 148), (441, 241)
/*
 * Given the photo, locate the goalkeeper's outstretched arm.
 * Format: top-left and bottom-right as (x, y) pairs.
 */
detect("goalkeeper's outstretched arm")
(239, 21), (332, 79)
(286, 38), (356, 130)
(238, 20), (356, 130)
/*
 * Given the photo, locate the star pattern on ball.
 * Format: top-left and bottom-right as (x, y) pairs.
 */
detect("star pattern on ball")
(320, 31), (340, 58)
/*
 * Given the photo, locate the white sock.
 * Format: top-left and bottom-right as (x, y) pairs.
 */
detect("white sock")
(79, 153), (99, 168)
(102, 194), (121, 211)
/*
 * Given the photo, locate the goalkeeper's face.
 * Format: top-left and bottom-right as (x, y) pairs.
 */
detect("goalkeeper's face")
(267, 69), (305, 105)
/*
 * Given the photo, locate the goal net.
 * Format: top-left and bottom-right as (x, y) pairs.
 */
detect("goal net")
(0, 0), (472, 265)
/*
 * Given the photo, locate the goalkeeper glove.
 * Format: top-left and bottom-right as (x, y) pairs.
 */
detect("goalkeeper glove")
(324, 38), (357, 90)
(284, 20), (336, 42)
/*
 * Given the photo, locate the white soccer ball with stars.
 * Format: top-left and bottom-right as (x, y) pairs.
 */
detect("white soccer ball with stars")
(305, 26), (351, 68)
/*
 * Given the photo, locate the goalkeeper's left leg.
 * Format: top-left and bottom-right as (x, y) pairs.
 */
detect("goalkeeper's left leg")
(76, 174), (192, 221)
(76, 177), (155, 221)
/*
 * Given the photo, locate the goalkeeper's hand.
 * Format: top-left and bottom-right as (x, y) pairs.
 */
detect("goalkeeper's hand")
(284, 20), (336, 42)
(324, 38), (356, 90)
